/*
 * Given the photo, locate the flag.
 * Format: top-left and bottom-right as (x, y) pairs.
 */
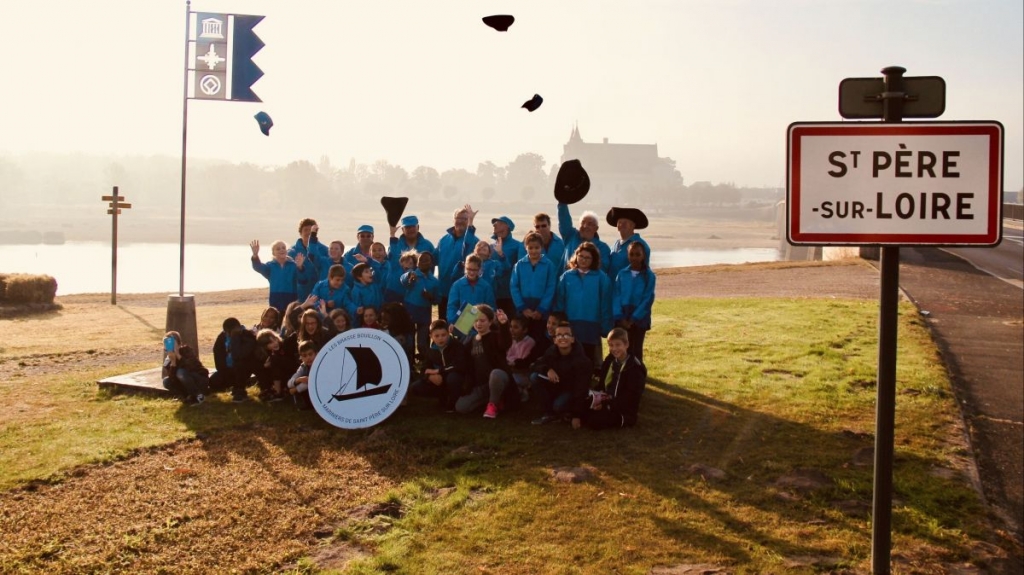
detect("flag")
(191, 12), (265, 102)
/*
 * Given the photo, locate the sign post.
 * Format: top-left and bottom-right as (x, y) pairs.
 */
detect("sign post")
(102, 186), (131, 305)
(787, 66), (1003, 574)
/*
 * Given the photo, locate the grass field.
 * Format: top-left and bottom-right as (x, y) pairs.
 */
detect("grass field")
(0, 292), (1008, 574)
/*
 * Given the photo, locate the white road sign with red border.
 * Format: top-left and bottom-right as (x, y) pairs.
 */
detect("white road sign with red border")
(787, 122), (1003, 245)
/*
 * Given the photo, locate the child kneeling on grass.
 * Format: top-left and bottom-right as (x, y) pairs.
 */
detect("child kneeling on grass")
(582, 327), (647, 430)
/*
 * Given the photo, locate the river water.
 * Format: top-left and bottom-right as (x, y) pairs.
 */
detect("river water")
(0, 242), (779, 295)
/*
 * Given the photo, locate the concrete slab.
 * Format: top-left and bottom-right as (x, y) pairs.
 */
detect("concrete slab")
(97, 367), (171, 396)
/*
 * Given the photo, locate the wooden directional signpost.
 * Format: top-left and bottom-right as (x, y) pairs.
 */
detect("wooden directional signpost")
(788, 66), (1004, 575)
(102, 186), (132, 305)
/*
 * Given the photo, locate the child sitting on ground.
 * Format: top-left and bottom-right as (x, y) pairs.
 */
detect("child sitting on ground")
(162, 331), (210, 405)
(251, 307), (281, 334)
(288, 340), (318, 410)
(255, 328), (297, 402)
(361, 306), (381, 330)
(328, 308), (352, 336)
(409, 319), (466, 412)
(505, 315), (537, 402)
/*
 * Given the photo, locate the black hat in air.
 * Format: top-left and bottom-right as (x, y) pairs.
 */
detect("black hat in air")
(554, 159), (590, 204)
(521, 94), (543, 112)
(381, 197), (409, 228)
(482, 15), (515, 32)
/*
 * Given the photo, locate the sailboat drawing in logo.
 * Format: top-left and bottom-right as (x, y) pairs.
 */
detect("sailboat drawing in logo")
(329, 345), (392, 402)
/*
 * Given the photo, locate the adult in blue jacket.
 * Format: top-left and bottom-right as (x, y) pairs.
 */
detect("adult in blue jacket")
(435, 205), (479, 318)
(388, 215), (436, 278)
(555, 242), (612, 368)
(490, 215), (523, 318)
(343, 224), (375, 286)
(511, 232), (558, 342)
(612, 241), (657, 361)
(532, 212), (566, 270)
(288, 218), (330, 300)
(607, 207), (652, 277)
(557, 203), (611, 277)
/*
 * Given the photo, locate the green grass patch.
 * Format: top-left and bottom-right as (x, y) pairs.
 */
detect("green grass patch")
(1, 297), (994, 573)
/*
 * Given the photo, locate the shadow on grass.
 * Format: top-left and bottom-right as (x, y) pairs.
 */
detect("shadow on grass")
(165, 373), (985, 570)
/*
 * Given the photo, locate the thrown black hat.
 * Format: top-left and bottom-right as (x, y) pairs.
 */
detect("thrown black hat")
(482, 15), (514, 32)
(254, 111), (273, 136)
(521, 94), (543, 112)
(554, 159), (590, 204)
(381, 197), (409, 228)
(606, 207), (649, 230)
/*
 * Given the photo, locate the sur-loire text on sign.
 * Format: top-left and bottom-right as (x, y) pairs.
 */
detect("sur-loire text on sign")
(787, 122), (1003, 246)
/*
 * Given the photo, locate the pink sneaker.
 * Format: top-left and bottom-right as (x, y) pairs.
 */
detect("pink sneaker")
(483, 402), (498, 419)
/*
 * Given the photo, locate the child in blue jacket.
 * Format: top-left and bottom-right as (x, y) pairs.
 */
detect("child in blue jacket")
(250, 239), (305, 314)
(613, 241), (656, 361)
(350, 262), (383, 327)
(511, 232), (558, 343)
(401, 251), (440, 359)
(447, 253), (496, 323)
(308, 264), (351, 319)
(556, 242), (612, 370)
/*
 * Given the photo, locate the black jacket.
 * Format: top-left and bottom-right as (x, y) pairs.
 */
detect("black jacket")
(530, 342), (593, 418)
(590, 354), (647, 428)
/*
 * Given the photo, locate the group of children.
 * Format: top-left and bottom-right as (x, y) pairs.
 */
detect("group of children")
(164, 202), (657, 428)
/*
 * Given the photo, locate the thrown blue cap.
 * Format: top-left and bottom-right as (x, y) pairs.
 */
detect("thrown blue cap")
(400, 215), (419, 227)
(357, 224), (374, 234)
(491, 216), (515, 232)
(254, 111), (273, 136)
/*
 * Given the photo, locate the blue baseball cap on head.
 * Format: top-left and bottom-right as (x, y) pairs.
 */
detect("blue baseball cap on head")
(357, 224), (374, 234)
(491, 216), (515, 232)
(400, 215), (419, 227)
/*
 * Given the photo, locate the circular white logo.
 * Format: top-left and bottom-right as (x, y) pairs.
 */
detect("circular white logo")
(199, 74), (222, 95)
(309, 328), (410, 429)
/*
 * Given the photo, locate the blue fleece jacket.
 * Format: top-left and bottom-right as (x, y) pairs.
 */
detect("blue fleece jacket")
(349, 280), (383, 323)
(311, 278), (351, 318)
(555, 268), (612, 345)
(557, 203), (612, 277)
(609, 234), (651, 277)
(510, 256), (558, 315)
(288, 238), (329, 299)
(436, 226), (479, 296)
(446, 277), (496, 324)
(541, 232), (566, 270)
(490, 234), (523, 300)
(613, 266), (656, 330)
(400, 269), (439, 324)
(251, 256), (300, 312)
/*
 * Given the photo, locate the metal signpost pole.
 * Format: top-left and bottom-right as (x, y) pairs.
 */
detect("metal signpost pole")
(872, 65), (906, 575)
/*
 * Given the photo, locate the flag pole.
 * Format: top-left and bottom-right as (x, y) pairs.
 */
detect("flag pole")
(166, 0), (200, 354)
(178, 0), (190, 297)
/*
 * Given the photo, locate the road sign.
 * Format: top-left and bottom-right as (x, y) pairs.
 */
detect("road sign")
(787, 121), (1003, 246)
(101, 195), (125, 202)
(839, 76), (946, 119)
(107, 209), (122, 215)
(108, 203), (132, 209)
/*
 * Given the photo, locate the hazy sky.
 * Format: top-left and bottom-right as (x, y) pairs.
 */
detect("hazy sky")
(2, 0), (1021, 189)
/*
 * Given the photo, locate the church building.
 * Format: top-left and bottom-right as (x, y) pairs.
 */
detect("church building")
(560, 124), (675, 204)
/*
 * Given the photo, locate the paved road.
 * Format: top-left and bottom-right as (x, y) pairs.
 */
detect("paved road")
(897, 243), (1023, 569)
(945, 222), (1024, 288)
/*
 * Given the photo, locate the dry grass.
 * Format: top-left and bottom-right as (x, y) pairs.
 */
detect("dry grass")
(0, 264), (1014, 574)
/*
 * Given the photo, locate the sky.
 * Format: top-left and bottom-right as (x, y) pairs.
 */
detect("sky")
(1, 0), (1021, 190)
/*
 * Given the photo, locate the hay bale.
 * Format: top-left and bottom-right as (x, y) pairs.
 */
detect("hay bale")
(1, 274), (58, 304)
